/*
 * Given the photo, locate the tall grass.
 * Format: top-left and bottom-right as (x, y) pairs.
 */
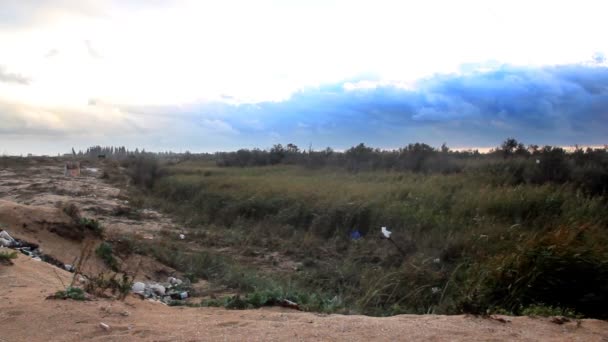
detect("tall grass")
(128, 159), (608, 317)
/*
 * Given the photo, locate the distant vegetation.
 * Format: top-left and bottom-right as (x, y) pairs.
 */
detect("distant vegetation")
(110, 139), (607, 317)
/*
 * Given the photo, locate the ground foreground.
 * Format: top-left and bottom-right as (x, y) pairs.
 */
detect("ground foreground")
(1, 254), (607, 342)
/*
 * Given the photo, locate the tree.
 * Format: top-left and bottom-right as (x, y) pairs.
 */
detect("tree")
(501, 138), (519, 157)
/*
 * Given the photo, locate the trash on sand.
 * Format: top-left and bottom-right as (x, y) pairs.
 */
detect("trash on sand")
(1, 229), (75, 271)
(131, 282), (145, 294)
(131, 277), (190, 304)
(279, 299), (301, 311)
(0, 230), (16, 247)
(99, 322), (111, 331)
(179, 234), (185, 240)
(168, 277), (183, 286)
(170, 291), (189, 300)
(350, 230), (362, 240)
(381, 226), (392, 239)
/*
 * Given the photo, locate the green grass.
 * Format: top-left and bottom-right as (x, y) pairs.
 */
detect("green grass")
(53, 287), (86, 301)
(96, 242), (119, 271)
(126, 160), (608, 318)
(0, 250), (18, 264)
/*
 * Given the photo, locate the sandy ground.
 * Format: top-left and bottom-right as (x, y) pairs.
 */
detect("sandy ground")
(1, 253), (607, 342)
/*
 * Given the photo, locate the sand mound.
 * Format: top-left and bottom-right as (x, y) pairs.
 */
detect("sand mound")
(1, 253), (607, 341)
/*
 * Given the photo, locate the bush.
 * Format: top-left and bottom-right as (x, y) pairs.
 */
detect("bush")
(0, 250), (18, 265)
(127, 156), (163, 189)
(80, 218), (104, 237)
(53, 287), (86, 301)
(95, 242), (119, 271)
(460, 225), (608, 318)
(84, 272), (133, 300)
(521, 304), (581, 318)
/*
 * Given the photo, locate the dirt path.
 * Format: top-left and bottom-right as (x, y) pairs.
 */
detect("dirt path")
(1, 253), (607, 342)
(0, 161), (300, 276)
(0, 164), (180, 239)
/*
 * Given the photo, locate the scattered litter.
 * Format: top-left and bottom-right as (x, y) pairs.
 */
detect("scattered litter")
(131, 277), (190, 304)
(0, 230), (16, 247)
(279, 299), (301, 311)
(168, 277), (183, 286)
(170, 291), (189, 300)
(179, 234), (185, 240)
(149, 284), (166, 296)
(350, 230), (362, 240)
(381, 226), (392, 239)
(85, 167), (99, 173)
(99, 322), (111, 331)
(431, 287), (441, 294)
(131, 282), (145, 293)
(433, 258), (441, 264)
(1, 229), (75, 272)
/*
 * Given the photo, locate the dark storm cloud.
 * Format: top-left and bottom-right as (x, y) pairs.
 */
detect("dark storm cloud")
(182, 63), (608, 148)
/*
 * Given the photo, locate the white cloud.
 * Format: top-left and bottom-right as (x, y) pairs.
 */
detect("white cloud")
(199, 119), (239, 135)
(1, 0), (607, 154)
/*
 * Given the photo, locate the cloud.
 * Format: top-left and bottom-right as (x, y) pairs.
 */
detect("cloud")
(199, 119), (239, 135)
(84, 40), (102, 59)
(0, 66), (30, 85)
(0, 0), (104, 29)
(177, 63), (608, 149)
(45, 49), (59, 58)
(2, 62), (607, 154)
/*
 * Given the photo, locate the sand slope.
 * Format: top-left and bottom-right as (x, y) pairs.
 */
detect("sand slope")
(1, 253), (607, 342)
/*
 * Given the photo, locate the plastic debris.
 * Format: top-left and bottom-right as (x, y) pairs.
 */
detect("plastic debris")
(0, 230), (16, 247)
(168, 277), (183, 286)
(131, 277), (190, 304)
(279, 299), (301, 310)
(131, 282), (145, 294)
(381, 226), (392, 239)
(350, 230), (362, 240)
(179, 234), (185, 240)
(99, 322), (111, 331)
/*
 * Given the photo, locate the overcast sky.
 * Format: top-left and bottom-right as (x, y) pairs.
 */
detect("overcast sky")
(1, 0), (607, 155)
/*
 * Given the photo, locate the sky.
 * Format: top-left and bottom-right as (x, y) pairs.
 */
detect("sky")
(1, 0), (607, 155)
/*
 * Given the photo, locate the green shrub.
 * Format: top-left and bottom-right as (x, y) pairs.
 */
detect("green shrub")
(84, 272), (133, 299)
(95, 242), (119, 271)
(459, 225), (608, 318)
(80, 218), (104, 237)
(0, 250), (18, 265)
(54, 287), (86, 301)
(123, 151), (608, 318)
(521, 304), (581, 318)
